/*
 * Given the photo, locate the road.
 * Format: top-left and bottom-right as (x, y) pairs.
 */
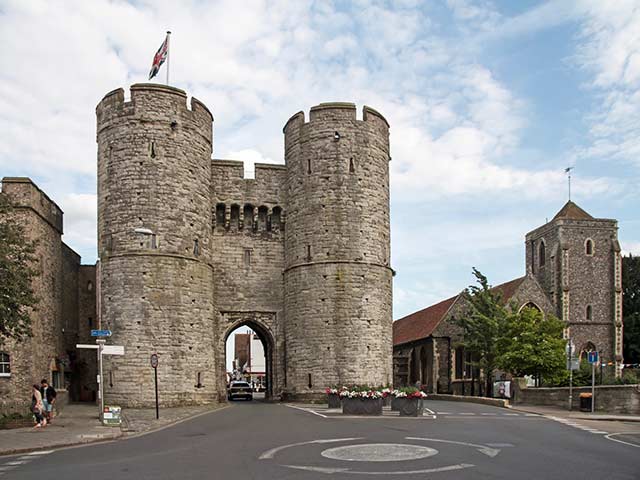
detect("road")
(2, 399), (639, 479)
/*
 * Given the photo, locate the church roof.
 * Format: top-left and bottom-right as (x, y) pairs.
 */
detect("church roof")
(552, 201), (594, 221)
(393, 295), (459, 347)
(392, 276), (526, 346)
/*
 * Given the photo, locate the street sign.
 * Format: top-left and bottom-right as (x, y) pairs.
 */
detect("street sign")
(567, 359), (580, 371)
(587, 351), (599, 364)
(102, 345), (125, 356)
(76, 344), (124, 355)
(151, 353), (159, 368)
(91, 329), (112, 337)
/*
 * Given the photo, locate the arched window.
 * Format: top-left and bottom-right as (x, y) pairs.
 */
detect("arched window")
(230, 204), (240, 229)
(518, 302), (542, 313)
(0, 352), (10, 377)
(585, 239), (594, 255)
(257, 206), (268, 231)
(580, 342), (597, 361)
(586, 305), (592, 321)
(271, 206), (282, 231)
(538, 240), (546, 267)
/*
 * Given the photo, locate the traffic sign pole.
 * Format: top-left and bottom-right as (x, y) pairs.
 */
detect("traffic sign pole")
(97, 339), (106, 420)
(151, 354), (159, 419)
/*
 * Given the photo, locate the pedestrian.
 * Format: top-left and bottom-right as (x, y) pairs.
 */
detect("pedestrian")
(31, 384), (47, 429)
(40, 379), (57, 424)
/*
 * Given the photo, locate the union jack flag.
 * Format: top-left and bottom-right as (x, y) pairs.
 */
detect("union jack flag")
(148, 33), (169, 80)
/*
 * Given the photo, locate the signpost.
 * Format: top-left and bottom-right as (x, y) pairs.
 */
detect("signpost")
(566, 340), (577, 411)
(587, 350), (599, 413)
(76, 340), (124, 423)
(151, 354), (159, 420)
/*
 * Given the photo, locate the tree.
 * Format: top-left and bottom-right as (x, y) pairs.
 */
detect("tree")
(623, 254), (640, 364)
(0, 193), (38, 344)
(455, 268), (507, 397)
(497, 306), (566, 382)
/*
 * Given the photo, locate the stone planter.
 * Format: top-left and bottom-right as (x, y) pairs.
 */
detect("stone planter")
(342, 397), (383, 415)
(383, 395), (392, 407)
(327, 393), (342, 409)
(394, 397), (424, 417)
(391, 396), (402, 411)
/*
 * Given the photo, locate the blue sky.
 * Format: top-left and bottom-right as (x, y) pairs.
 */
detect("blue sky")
(1, 0), (639, 321)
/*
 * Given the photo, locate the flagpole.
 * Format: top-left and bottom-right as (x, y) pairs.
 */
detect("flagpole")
(565, 167), (573, 201)
(166, 31), (171, 86)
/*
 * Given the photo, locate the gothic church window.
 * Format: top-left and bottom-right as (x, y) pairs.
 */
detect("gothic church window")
(585, 239), (594, 255)
(0, 352), (10, 376)
(539, 240), (546, 267)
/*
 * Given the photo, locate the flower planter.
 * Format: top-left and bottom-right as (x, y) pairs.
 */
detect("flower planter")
(390, 396), (402, 411)
(383, 395), (392, 407)
(394, 397), (424, 417)
(327, 393), (342, 409)
(342, 397), (383, 415)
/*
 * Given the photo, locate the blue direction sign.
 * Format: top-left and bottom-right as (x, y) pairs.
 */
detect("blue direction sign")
(587, 351), (599, 364)
(91, 329), (112, 337)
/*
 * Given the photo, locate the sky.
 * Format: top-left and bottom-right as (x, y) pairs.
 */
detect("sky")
(1, 0), (639, 323)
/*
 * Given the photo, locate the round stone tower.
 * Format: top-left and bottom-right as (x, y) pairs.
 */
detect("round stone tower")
(283, 103), (393, 399)
(96, 84), (217, 407)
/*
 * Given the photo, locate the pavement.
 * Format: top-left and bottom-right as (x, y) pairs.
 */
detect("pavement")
(0, 398), (638, 479)
(509, 404), (640, 422)
(0, 402), (225, 456)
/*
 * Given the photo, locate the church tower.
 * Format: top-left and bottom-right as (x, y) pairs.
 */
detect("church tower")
(525, 201), (623, 376)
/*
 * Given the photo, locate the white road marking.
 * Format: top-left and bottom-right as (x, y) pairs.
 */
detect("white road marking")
(436, 412), (451, 414)
(481, 413), (496, 416)
(503, 413), (520, 416)
(5, 461), (26, 466)
(284, 404), (328, 418)
(406, 437), (501, 457)
(459, 413), (475, 416)
(0, 467), (16, 471)
(26, 450), (54, 455)
(283, 463), (475, 475)
(605, 433), (640, 448)
(524, 413), (539, 416)
(259, 437), (364, 460)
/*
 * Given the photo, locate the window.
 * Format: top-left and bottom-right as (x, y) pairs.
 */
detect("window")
(244, 249), (251, 266)
(454, 347), (464, 379)
(193, 239), (199, 256)
(215, 204), (225, 226)
(349, 157), (355, 173)
(539, 240), (546, 267)
(586, 305), (593, 321)
(52, 371), (64, 390)
(151, 234), (157, 249)
(307, 158), (312, 174)
(585, 239), (594, 255)
(0, 353), (9, 377)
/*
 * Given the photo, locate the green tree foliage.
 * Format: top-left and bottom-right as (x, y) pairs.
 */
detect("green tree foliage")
(455, 268), (506, 396)
(0, 193), (38, 344)
(622, 254), (640, 364)
(497, 306), (566, 379)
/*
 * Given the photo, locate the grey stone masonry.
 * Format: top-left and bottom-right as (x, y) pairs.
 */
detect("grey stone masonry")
(96, 85), (393, 406)
(283, 103), (393, 399)
(525, 205), (622, 375)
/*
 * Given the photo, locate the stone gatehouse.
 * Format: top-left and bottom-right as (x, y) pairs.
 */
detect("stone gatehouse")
(97, 84), (393, 406)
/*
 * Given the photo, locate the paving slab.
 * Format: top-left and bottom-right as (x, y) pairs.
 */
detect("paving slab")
(0, 402), (225, 456)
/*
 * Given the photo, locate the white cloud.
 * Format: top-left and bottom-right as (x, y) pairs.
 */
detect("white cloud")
(622, 241), (640, 257)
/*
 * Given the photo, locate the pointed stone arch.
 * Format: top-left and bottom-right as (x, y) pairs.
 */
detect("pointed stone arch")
(220, 312), (277, 400)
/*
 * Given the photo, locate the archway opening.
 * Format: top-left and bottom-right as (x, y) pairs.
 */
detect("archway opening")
(224, 322), (273, 401)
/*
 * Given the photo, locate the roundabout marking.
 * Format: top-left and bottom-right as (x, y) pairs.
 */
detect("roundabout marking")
(320, 443), (438, 462)
(259, 436), (506, 475)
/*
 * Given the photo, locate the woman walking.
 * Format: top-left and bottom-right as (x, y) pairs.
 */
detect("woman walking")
(31, 384), (47, 428)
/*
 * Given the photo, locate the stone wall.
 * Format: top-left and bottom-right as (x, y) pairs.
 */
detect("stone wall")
(283, 104), (393, 398)
(75, 265), (97, 402)
(0, 178), (81, 414)
(210, 160), (286, 398)
(512, 384), (640, 414)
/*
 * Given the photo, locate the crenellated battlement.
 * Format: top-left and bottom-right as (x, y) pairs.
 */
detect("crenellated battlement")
(1, 177), (63, 234)
(96, 83), (213, 142)
(283, 102), (389, 135)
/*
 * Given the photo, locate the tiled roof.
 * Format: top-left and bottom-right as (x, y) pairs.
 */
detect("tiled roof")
(393, 295), (459, 346)
(392, 276), (526, 346)
(552, 201), (593, 221)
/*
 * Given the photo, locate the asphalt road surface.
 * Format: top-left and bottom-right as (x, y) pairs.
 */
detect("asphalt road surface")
(2, 399), (639, 479)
